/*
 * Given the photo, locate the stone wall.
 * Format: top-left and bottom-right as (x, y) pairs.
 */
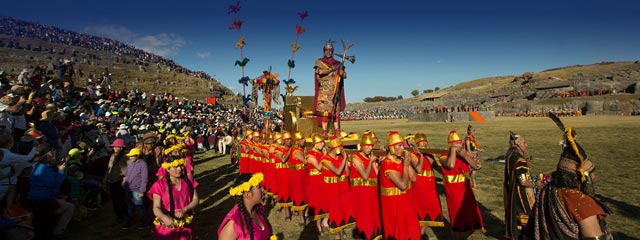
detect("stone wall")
(408, 111), (496, 122)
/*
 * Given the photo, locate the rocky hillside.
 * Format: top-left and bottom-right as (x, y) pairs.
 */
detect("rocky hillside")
(348, 61), (640, 115)
(0, 17), (235, 103)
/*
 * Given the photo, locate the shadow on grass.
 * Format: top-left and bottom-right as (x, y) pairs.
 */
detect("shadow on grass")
(595, 193), (640, 221)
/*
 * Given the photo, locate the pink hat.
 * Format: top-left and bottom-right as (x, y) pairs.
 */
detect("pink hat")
(109, 138), (126, 148)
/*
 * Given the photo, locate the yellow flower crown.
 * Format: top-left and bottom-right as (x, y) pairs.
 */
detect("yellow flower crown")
(161, 158), (186, 169)
(229, 173), (264, 196)
(164, 143), (186, 155)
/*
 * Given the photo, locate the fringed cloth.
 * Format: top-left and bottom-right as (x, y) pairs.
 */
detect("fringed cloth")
(526, 184), (612, 239)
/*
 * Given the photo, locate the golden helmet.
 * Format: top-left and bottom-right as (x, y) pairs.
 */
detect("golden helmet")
(404, 134), (415, 140)
(360, 134), (374, 146)
(328, 135), (343, 149)
(338, 130), (348, 139)
(245, 129), (253, 137)
(387, 131), (403, 147)
(252, 131), (260, 138)
(415, 133), (427, 144)
(273, 132), (282, 141)
(260, 132), (270, 141)
(448, 130), (462, 147)
(364, 130), (377, 139)
(293, 131), (304, 141)
(311, 133), (324, 144)
(282, 131), (292, 140)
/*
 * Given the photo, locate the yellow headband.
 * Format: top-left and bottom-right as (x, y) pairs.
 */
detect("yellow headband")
(164, 143), (186, 155)
(161, 158), (186, 169)
(229, 173), (264, 196)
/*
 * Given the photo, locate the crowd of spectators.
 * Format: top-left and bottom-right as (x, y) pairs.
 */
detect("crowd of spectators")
(0, 17), (214, 81)
(0, 63), (263, 237)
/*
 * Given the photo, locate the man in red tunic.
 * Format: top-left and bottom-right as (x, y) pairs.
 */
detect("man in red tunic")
(287, 131), (308, 225)
(305, 133), (329, 235)
(349, 134), (382, 240)
(313, 41), (346, 137)
(321, 135), (355, 239)
(239, 129), (253, 174)
(439, 130), (485, 239)
(379, 131), (420, 240)
(409, 133), (444, 237)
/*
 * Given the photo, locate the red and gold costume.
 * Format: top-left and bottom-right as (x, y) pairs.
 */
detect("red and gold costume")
(321, 148), (355, 233)
(275, 142), (292, 208)
(439, 130), (485, 238)
(305, 148), (328, 220)
(349, 151), (382, 240)
(313, 45), (345, 125)
(380, 154), (420, 240)
(239, 136), (251, 174)
(410, 151), (444, 228)
(288, 144), (308, 211)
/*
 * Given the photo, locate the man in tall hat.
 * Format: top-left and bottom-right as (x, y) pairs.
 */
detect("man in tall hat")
(503, 132), (538, 240)
(439, 130), (485, 239)
(349, 133), (382, 240)
(525, 127), (612, 239)
(379, 131), (420, 240)
(320, 135), (355, 239)
(464, 124), (483, 188)
(305, 133), (329, 235)
(313, 41), (346, 137)
(287, 130), (308, 225)
(409, 133), (445, 237)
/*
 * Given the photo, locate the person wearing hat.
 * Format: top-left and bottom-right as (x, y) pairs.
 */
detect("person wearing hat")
(64, 148), (85, 220)
(439, 130), (485, 239)
(464, 124), (484, 188)
(349, 133), (382, 240)
(273, 132), (293, 220)
(313, 40), (347, 137)
(37, 110), (63, 157)
(525, 127), (612, 239)
(503, 132), (539, 240)
(321, 135), (355, 239)
(379, 131), (420, 240)
(285, 130), (308, 225)
(122, 147), (148, 229)
(28, 143), (75, 239)
(116, 124), (134, 148)
(217, 173), (273, 240)
(148, 156), (199, 239)
(105, 138), (128, 225)
(305, 133), (329, 235)
(409, 133), (445, 237)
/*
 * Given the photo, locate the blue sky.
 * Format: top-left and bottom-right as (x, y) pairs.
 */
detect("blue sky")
(4, 0), (640, 103)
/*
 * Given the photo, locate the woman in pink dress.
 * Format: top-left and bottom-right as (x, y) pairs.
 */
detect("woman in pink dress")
(147, 157), (200, 240)
(218, 173), (274, 240)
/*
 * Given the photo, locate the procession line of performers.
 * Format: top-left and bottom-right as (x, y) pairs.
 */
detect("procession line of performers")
(236, 129), (485, 240)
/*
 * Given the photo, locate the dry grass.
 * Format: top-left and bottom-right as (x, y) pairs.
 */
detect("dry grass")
(61, 115), (640, 239)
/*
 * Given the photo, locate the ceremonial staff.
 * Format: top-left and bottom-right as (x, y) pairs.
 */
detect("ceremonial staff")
(329, 40), (356, 131)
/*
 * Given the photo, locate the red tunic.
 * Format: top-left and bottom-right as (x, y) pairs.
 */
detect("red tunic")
(239, 139), (250, 174)
(439, 153), (485, 234)
(379, 155), (420, 240)
(288, 146), (308, 211)
(305, 149), (328, 220)
(349, 152), (382, 240)
(276, 145), (292, 207)
(321, 154), (355, 233)
(410, 152), (444, 227)
(265, 144), (280, 196)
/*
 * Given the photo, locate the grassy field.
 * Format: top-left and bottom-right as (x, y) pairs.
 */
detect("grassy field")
(64, 115), (640, 239)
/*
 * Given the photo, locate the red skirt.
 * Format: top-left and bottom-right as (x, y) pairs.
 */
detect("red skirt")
(381, 192), (420, 240)
(275, 163), (292, 207)
(306, 173), (328, 220)
(325, 177), (355, 233)
(413, 174), (445, 227)
(289, 165), (308, 211)
(351, 182), (382, 239)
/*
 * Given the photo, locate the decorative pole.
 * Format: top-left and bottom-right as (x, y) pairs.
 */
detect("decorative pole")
(252, 70), (280, 131)
(228, 0), (251, 108)
(283, 11), (309, 96)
